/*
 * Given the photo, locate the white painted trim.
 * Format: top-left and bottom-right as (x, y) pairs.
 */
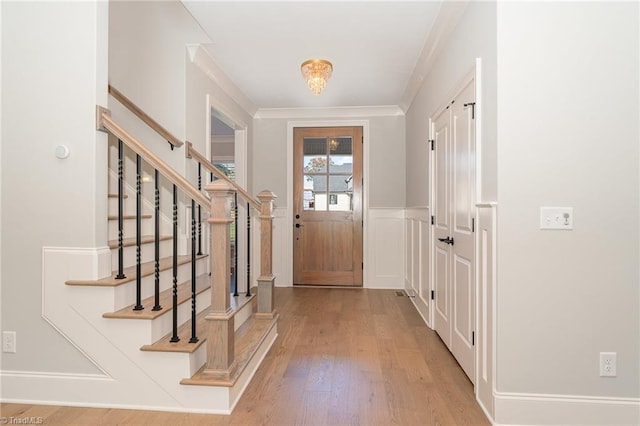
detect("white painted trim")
(187, 45), (257, 117)
(286, 120), (370, 288)
(0, 370), (112, 382)
(400, 0), (470, 111)
(494, 391), (640, 426)
(256, 106), (403, 119)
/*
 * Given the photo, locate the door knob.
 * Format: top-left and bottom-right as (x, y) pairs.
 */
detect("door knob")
(437, 236), (454, 245)
(295, 223), (304, 228)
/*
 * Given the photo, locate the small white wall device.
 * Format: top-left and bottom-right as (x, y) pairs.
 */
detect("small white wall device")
(55, 145), (70, 159)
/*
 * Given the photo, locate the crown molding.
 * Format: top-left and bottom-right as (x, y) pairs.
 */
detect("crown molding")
(254, 105), (404, 120)
(399, 0), (469, 112)
(187, 44), (258, 117)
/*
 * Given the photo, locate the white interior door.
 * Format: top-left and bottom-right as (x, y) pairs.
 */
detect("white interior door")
(433, 107), (452, 348)
(431, 74), (477, 384)
(450, 79), (476, 382)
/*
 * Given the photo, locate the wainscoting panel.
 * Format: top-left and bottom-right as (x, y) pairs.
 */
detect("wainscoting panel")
(476, 203), (496, 419)
(365, 209), (404, 289)
(404, 208), (431, 325)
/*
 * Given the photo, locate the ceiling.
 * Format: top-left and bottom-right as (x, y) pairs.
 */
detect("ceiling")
(182, 1), (444, 110)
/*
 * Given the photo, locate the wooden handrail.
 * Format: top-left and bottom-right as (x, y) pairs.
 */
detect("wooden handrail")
(108, 85), (184, 149)
(98, 109), (209, 209)
(185, 142), (261, 211)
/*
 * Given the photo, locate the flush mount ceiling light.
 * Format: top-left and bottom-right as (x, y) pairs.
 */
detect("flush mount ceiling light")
(301, 59), (333, 95)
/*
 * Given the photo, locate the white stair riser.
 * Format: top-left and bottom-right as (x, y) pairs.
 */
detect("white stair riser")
(108, 217), (154, 237)
(108, 197), (132, 215)
(113, 257), (209, 311)
(149, 288), (211, 343)
(111, 239), (173, 270)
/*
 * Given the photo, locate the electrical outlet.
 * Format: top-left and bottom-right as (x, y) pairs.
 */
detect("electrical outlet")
(2, 331), (16, 353)
(600, 352), (617, 377)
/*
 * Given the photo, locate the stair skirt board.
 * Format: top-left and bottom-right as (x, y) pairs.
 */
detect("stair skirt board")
(39, 247), (276, 414)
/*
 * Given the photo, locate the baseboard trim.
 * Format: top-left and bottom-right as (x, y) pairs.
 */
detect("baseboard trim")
(494, 391), (640, 425)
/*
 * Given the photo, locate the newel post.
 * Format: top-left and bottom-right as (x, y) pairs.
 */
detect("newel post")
(256, 190), (277, 318)
(202, 180), (237, 378)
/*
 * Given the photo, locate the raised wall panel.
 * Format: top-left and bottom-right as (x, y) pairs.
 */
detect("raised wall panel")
(405, 208), (431, 324)
(366, 209), (404, 289)
(476, 203), (496, 419)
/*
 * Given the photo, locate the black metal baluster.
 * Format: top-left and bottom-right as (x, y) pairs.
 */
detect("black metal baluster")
(152, 169), (162, 311)
(246, 202), (251, 297)
(116, 139), (126, 279)
(190, 199), (198, 343)
(233, 193), (239, 297)
(170, 184), (180, 343)
(133, 155), (143, 311)
(197, 163), (202, 255)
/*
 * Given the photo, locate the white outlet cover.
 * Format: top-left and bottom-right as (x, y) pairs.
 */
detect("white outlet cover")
(540, 207), (573, 230)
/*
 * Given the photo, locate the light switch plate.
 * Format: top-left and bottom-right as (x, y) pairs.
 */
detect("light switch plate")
(540, 207), (573, 230)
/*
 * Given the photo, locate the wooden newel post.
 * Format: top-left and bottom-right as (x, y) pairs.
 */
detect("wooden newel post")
(202, 180), (237, 379)
(256, 189), (277, 318)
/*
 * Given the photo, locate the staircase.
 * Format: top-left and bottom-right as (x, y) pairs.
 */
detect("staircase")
(47, 91), (278, 414)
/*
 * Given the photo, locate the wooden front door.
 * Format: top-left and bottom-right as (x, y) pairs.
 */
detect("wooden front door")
(293, 127), (363, 286)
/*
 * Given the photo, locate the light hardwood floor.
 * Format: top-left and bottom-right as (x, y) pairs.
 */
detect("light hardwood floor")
(1, 287), (490, 425)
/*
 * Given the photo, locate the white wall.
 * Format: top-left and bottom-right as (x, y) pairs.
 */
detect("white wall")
(405, 1), (497, 206)
(496, 2), (639, 423)
(109, 1), (210, 172)
(0, 1), (109, 374)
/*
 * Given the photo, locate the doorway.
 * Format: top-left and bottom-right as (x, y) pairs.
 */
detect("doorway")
(293, 126), (363, 286)
(431, 73), (477, 383)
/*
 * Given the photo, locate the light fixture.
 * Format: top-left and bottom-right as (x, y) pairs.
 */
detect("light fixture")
(301, 59), (333, 95)
(329, 138), (339, 151)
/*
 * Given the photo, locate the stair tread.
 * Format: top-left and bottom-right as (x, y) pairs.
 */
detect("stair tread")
(108, 193), (129, 198)
(140, 291), (257, 354)
(180, 313), (278, 387)
(103, 274), (210, 320)
(108, 214), (152, 220)
(65, 254), (207, 287)
(108, 235), (172, 249)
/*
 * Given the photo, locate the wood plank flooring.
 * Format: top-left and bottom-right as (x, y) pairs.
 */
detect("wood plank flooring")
(0, 287), (490, 425)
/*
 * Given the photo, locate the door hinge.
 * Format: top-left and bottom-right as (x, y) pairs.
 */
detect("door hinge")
(431, 215), (435, 225)
(464, 102), (476, 119)
(430, 290), (435, 300)
(362, 262), (364, 270)
(472, 331), (476, 346)
(429, 139), (435, 151)
(472, 218), (475, 232)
